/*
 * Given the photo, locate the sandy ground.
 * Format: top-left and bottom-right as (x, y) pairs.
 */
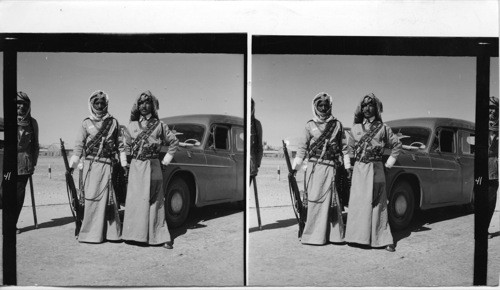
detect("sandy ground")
(248, 157), (500, 287)
(2, 156), (244, 287)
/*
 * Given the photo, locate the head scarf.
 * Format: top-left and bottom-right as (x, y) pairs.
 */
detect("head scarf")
(489, 96), (499, 131)
(17, 91), (32, 126)
(354, 93), (383, 124)
(312, 92), (335, 123)
(88, 90), (111, 121)
(130, 90), (160, 122)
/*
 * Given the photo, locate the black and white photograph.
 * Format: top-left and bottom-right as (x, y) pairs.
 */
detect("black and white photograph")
(248, 36), (499, 287)
(0, 1), (499, 289)
(1, 34), (246, 286)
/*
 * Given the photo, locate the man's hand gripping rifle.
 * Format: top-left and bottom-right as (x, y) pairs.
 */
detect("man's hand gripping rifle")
(60, 138), (84, 237)
(282, 140), (306, 238)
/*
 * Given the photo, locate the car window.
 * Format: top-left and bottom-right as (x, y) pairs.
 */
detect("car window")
(436, 128), (455, 153)
(391, 126), (431, 148)
(461, 131), (475, 155)
(169, 123), (205, 144)
(233, 126), (244, 152)
(207, 125), (230, 150)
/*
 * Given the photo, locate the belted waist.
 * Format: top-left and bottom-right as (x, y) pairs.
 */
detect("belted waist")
(309, 150), (342, 162)
(356, 154), (383, 163)
(308, 158), (340, 167)
(85, 156), (114, 165)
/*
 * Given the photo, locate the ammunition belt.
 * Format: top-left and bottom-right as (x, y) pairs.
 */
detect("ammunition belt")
(356, 154), (383, 163)
(85, 156), (114, 165)
(309, 150), (342, 162)
(133, 146), (160, 161)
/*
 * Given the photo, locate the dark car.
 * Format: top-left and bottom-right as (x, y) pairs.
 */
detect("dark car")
(116, 114), (244, 228)
(339, 118), (475, 231)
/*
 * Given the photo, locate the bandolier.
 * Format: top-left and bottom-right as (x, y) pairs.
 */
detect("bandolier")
(307, 119), (342, 167)
(131, 118), (161, 161)
(353, 121), (384, 163)
(84, 117), (117, 162)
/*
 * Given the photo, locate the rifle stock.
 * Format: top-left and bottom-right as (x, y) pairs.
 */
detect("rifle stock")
(60, 138), (83, 236)
(282, 140), (306, 238)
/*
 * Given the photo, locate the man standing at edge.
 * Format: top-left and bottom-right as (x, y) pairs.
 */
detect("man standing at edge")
(488, 96), (498, 239)
(16, 91), (40, 234)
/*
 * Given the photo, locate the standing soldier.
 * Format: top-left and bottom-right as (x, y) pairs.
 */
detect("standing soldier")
(344, 93), (402, 252)
(16, 91), (40, 234)
(250, 99), (263, 178)
(488, 96), (498, 239)
(292, 92), (346, 245)
(122, 91), (179, 249)
(69, 91), (125, 243)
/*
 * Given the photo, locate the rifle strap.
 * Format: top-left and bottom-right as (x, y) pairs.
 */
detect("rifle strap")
(353, 121), (384, 155)
(84, 117), (115, 156)
(131, 118), (160, 156)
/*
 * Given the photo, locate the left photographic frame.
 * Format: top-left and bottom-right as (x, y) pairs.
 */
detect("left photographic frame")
(1, 33), (247, 287)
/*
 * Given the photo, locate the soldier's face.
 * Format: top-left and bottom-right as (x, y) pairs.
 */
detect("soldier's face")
(489, 107), (498, 122)
(139, 100), (153, 116)
(17, 102), (28, 116)
(317, 100), (330, 114)
(92, 98), (107, 111)
(362, 103), (376, 119)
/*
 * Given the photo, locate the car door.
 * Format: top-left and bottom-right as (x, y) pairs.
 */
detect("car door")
(203, 123), (237, 201)
(231, 125), (244, 201)
(458, 129), (475, 204)
(428, 127), (462, 204)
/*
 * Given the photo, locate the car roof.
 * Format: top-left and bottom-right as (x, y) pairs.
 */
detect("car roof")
(386, 117), (475, 131)
(161, 114), (243, 126)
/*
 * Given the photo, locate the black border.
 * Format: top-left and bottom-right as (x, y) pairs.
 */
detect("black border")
(1, 32), (248, 286)
(252, 35), (498, 286)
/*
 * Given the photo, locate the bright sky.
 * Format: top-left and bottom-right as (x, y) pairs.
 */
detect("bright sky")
(2, 52), (244, 147)
(252, 55), (499, 147)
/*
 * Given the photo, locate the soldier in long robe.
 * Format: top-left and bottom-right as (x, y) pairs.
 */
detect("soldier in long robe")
(16, 92), (40, 234)
(488, 96), (499, 239)
(344, 93), (402, 252)
(292, 92), (346, 245)
(122, 91), (178, 249)
(69, 91), (126, 243)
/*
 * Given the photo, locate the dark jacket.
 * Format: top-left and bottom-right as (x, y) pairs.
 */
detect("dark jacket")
(18, 117), (39, 175)
(250, 117), (263, 176)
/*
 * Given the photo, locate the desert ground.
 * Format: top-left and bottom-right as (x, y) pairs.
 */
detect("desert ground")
(248, 157), (500, 287)
(2, 156), (244, 287)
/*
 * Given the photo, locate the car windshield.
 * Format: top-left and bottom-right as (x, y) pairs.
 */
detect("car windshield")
(169, 123), (205, 144)
(391, 126), (431, 149)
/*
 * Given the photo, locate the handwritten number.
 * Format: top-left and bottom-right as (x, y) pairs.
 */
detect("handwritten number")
(3, 172), (11, 181)
(475, 177), (483, 185)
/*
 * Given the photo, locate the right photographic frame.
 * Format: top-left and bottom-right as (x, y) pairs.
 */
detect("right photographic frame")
(248, 36), (499, 287)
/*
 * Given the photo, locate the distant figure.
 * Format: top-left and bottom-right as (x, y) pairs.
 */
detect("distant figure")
(292, 92), (346, 245)
(488, 96), (498, 239)
(122, 91), (179, 249)
(16, 92), (40, 234)
(69, 90), (125, 243)
(344, 93), (402, 252)
(250, 98), (263, 178)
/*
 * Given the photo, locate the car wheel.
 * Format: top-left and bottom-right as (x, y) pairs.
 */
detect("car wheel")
(388, 180), (415, 231)
(165, 177), (191, 228)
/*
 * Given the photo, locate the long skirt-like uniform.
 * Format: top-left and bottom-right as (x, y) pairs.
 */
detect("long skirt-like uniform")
(301, 160), (344, 245)
(78, 157), (121, 243)
(344, 161), (393, 247)
(122, 158), (171, 245)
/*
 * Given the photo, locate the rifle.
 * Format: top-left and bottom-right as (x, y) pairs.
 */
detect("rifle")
(28, 176), (38, 229)
(250, 175), (262, 230)
(282, 140), (306, 238)
(60, 138), (84, 237)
